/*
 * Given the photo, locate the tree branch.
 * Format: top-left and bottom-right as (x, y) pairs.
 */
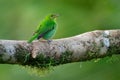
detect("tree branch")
(0, 30), (120, 68)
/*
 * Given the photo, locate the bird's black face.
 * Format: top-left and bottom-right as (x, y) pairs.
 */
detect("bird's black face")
(50, 14), (59, 19)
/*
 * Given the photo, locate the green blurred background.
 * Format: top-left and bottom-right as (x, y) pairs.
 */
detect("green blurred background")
(0, 0), (120, 80)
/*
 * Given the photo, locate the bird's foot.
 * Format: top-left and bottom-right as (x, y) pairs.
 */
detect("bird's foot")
(47, 39), (52, 44)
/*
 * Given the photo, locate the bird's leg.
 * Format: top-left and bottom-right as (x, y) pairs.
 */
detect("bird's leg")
(47, 39), (52, 44)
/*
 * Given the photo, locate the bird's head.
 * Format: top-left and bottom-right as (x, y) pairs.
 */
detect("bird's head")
(47, 14), (59, 20)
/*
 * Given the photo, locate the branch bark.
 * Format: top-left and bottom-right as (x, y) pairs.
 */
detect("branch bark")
(0, 30), (120, 68)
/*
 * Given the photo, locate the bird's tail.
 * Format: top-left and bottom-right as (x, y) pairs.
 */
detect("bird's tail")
(27, 34), (39, 43)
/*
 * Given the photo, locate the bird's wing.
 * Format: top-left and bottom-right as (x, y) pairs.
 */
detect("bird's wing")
(37, 24), (56, 39)
(32, 24), (42, 35)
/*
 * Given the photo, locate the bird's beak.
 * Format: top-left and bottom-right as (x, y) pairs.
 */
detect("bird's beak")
(54, 14), (59, 18)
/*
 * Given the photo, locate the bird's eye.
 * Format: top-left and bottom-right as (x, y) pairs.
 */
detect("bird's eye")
(50, 14), (54, 17)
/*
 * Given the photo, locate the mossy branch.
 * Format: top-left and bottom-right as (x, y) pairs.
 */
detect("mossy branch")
(0, 30), (120, 68)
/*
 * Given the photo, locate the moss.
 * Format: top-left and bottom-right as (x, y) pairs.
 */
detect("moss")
(0, 54), (4, 63)
(22, 65), (53, 76)
(107, 44), (120, 56)
(14, 44), (30, 63)
(86, 41), (101, 59)
(106, 36), (120, 56)
(20, 51), (73, 70)
(59, 51), (73, 64)
(0, 44), (6, 53)
(0, 44), (10, 63)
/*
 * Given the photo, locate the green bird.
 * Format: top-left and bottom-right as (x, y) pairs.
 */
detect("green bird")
(27, 14), (58, 43)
